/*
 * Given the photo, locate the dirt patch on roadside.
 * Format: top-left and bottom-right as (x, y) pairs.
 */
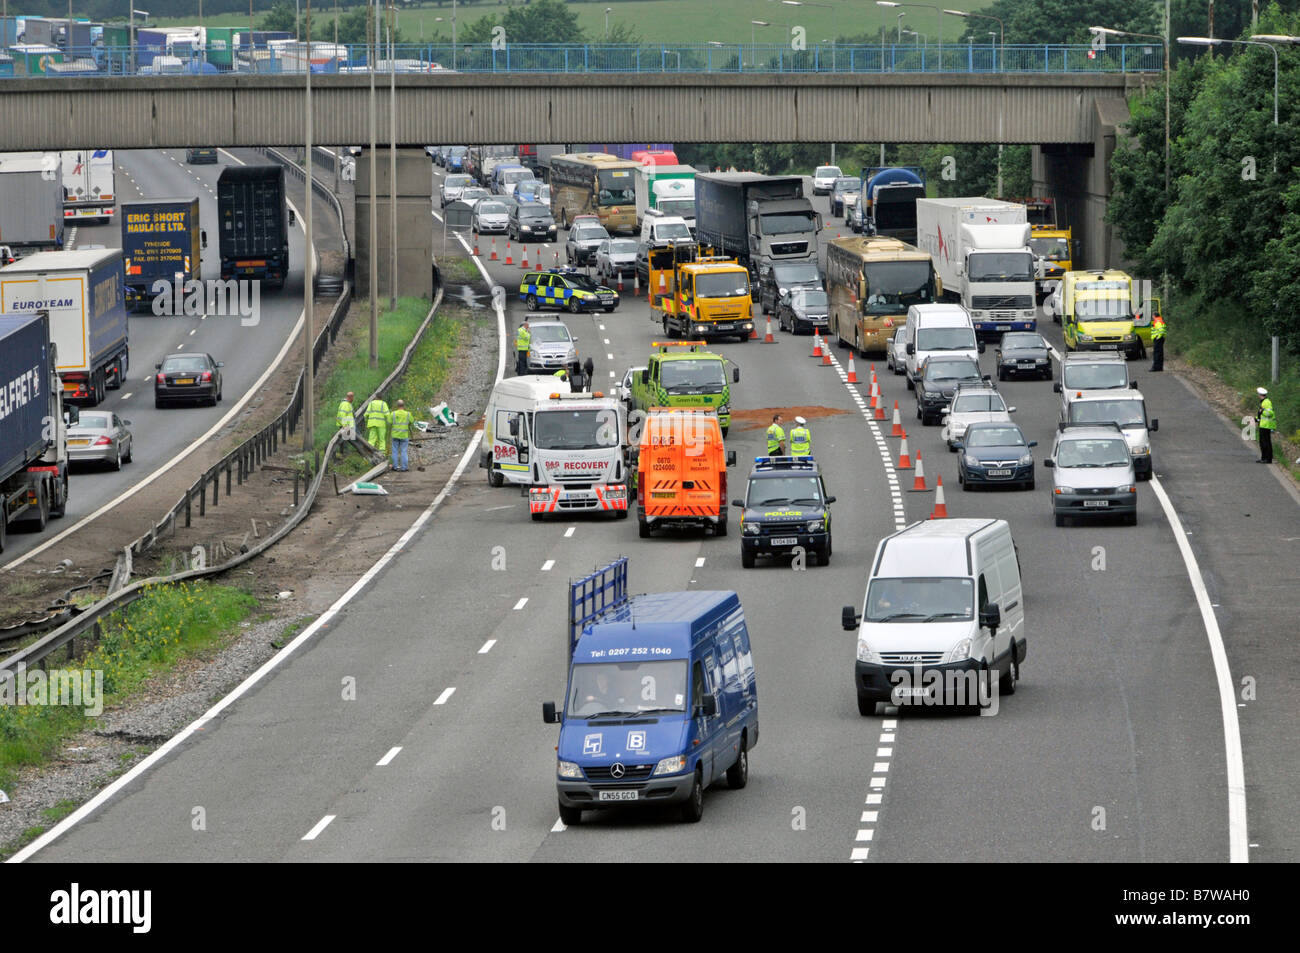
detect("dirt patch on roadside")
(728, 406), (850, 431)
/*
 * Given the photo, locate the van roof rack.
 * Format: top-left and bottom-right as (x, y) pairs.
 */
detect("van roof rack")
(752, 456), (818, 471)
(1057, 420), (1124, 434)
(651, 340), (707, 351)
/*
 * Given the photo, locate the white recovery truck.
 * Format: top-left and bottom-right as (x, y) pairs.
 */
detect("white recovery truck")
(915, 197), (1037, 337)
(480, 376), (631, 520)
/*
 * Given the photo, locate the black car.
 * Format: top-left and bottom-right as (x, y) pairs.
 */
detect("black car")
(509, 203), (558, 243)
(829, 177), (862, 217)
(956, 422), (1037, 491)
(155, 352), (223, 408)
(759, 261), (823, 314)
(996, 331), (1053, 381)
(915, 357), (986, 425)
(775, 288), (830, 335)
(734, 456), (835, 568)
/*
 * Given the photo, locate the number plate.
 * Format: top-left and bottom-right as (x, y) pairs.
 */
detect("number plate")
(174, 378), (195, 385)
(598, 790), (638, 801)
(715, 324), (733, 330)
(68, 438), (91, 446)
(896, 687), (929, 698)
(987, 469), (1011, 477)
(1099, 344), (1118, 350)
(1019, 360), (1037, 366)
(770, 537), (798, 546)
(1083, 500), (1110, 507)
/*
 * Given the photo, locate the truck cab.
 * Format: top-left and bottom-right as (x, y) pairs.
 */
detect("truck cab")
(526, 390), (632, 520)
(629, 341), (739, 434)
(649, 245), (753, 343)
(1061, 270), (1142, 359)
(543, 557), (759, 825)
(957, 222), (1037, 336)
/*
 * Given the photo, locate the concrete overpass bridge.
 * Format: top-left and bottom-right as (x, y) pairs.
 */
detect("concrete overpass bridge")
(1, 71), (1153, 290)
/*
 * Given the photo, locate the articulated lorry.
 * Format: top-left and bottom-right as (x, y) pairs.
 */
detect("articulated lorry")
(0, 310), (72, 551)
(0, 249), (130, 406)
(121, 198), (204, 309)
(859, 167), (926, 242)
(61, 150), (116, 223)
(693, 173), (821, 286)
(0, 152), (65, 256)
(915, 197), (1036, 337)
(635, 164), (697, 229)
(217, 165), (293, 288)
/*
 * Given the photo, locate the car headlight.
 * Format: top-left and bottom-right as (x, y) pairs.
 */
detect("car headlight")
(1036, 357), (1048, 364)
(857, 638), (880, 664)
(779, 287), (788, 296)
(1124, 333), (1137, 341)
(1130, 445), (1150, 456)
(1077, 333), (1093, 342)
(1019, 453), (1034, 465)
(695, 325), (707, 333)
(1119, 484), (1137, 494)
(805, 519), (825, 532)
(964, 454), (980, 468)
(945, 638), (972, 663)
(743, 522), (759, 535)
(717, 403), (730, 415)
(557, 760), (582, 779)
(653, 755), (687, 775)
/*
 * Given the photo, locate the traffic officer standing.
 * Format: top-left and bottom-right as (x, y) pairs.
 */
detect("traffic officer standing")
(336, 390), (356, 439)
(766, 413), (786, 456)
(1256, 387), (1276, 464)
(789, 416), (812, 456)
(365, 395), (391, 454)
(1150, 313), (1166, 372)
(389, 399), (414, 471)
(515, 320), (531, 376)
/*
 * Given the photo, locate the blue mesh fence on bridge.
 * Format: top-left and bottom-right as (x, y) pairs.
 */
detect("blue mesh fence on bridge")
(0, 42), (1164, 77)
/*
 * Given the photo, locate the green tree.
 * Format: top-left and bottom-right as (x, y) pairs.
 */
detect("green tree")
(457, 13), (500, 44)
(500, 0), (585, 44)
(259, 1), (298, 34)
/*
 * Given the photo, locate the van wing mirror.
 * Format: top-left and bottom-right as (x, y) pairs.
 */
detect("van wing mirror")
(200, 229), (208, 249)
(1149, 419), (1158, 432)
(732, 367), (740, 383)
(1043, 458), (1055, 468)
(1130, 381), (1139, 389)
(906, 343), (915, 355)
(842, 605), (861, 630)
(542, 701), (561, 724)
(288, 208), (296, 227)
(640, 369), (650, 386)
(726, 450), (737, 467)
(978, 342), (986, 354)
(1053, 382), (1062, 393)
(824, 495), (836, 504)
(700, 693), (718, 718)
(508, 417), (519, 437)
(64, 405), (80, 426)
(979, 602), (1001, 632)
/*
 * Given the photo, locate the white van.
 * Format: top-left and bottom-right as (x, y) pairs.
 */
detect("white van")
(480, 375), (572, 487)
(639, 210), (693, 247)
(842, 518), (1026, 715)
(904, 303), (982, 389)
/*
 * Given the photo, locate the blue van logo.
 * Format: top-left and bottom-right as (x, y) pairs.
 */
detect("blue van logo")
(583, 733), (603, 755)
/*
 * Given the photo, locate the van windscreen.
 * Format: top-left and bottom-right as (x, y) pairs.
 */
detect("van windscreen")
(534, 409), (618, 450)
(865, 577), (974, 622)
(568, 660), (689, 718)
(660, 359), (726, 392)
(1063, 363), (1127, 390)
(916, 327), (976, 352)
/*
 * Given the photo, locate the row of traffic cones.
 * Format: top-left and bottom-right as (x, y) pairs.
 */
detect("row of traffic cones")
(860, 356), (949, 518)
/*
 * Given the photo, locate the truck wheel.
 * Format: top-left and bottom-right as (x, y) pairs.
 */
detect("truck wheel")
(531, 511), (543, 522)
(614, 507), (629, 520)
(0, 515), (6, 552)
(720, 426), (729, 437)
(50, 473), (68, 518)
(714, 514), (728, 537)
(488, 468), (504, 487)
(726, 735), (749, 789)
(25, 483), (49, 531)
(680, 769), (705, 823)
(558, 802), (582, 826)
(858, 695), (878, 716)
(638, 517), (651, 538)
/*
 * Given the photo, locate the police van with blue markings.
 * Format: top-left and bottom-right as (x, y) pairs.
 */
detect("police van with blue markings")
(543, 557), (759, 824)
(519, 267), (619, 314)
(733, 456), (835, 568)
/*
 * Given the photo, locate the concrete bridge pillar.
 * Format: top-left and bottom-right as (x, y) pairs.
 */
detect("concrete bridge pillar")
(1033, 99), (1131, 271)
(355, 149), (434, 300)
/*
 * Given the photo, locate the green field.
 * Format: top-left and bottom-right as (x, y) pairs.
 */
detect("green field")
(147, 0), (994, 46)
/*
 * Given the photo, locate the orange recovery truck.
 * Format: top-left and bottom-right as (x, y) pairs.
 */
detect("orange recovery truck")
(634, 407), (736, 539)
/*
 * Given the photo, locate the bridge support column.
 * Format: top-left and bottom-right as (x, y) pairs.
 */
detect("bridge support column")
(355, 149), (433, 300)
(1033, 99), (1130, 271)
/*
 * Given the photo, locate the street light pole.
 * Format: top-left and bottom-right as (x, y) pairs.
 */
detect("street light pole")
(368, 0), (378, 368)
(303, 0), (314, 452)
(388, 0), (396, 311)
(945, 8), (1002, 70)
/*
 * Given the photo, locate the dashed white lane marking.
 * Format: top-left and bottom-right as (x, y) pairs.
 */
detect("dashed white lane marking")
(121, 392), (132, 401)
(478, 639), (497, 654)
(695, 557), (706, 568)
(189, 328), (196, 335)
(434, 687), (456, 705)
(564, 527), (575, 538)
(302, 815), (335, 840)
(607, 353), (614, 360)
(512, 597), (528, 610)
(376, 746), (402, 766)
(541, 559), (555, 572)
(176, 343), (185, 349)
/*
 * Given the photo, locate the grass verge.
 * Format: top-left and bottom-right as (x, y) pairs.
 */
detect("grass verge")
(1170, 291), (1300, 480)
(0, 581), (259, 793)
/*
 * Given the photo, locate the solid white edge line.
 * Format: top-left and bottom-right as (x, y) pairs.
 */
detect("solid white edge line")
(2, 147), (328, 572)
(11, 271), (510, 862)
(376, 746), (402, 766)
(301, 814), (336, 841)
(1148, 475), (1249, 863)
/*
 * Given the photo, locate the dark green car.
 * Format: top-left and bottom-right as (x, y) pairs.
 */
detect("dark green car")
(734, 457), (835, 568)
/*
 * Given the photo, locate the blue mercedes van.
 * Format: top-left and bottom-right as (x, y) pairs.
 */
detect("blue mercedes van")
(543, 559), (758, 824)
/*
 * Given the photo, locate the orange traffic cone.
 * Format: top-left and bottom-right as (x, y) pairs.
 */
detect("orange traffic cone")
(897, 433), (913, 469)
(473, 231), (480, 256)
(890, 401), (904, 437)
(812, 330), (823, 357)
(633, 272), (641, 298)
(764, 317), (776, 343)
(846, 354), (859, 383)
(750, 320), (759, 339)
(869, 378), (880, 409)
(822, 342), (833, 365)
(617, 272), (624, 294)
(657, 271), (668, 303)
(505, 242), (514, 266)
(490, 237), (498, 261)
(930, 476), (949, 518)
(553, 250), (560, 268)
(520, 245), (529, 269)
(909, 451), (930, 491)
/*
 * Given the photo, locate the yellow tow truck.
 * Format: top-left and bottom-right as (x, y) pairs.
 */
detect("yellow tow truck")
(648, 243), (755, 344)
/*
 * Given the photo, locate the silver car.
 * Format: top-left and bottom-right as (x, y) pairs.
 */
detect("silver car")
(472, 199), (510, 234)
(566, 223), (610, 266)
(525, 318), (582, 378)
(67, 410), (133, 470)
(595, 238), (638, 280)
(440, 173), (473, 207)
(1046, 423), (1138, 526)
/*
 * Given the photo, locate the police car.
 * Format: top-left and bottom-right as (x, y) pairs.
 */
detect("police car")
(732, 456), (835, 568)
(519, 267), (620, 314)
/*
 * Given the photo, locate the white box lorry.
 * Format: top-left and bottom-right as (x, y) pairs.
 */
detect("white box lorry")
(634, 164), (697, 230)
(61, 150), (117, 223)
(915, 198), (1037, 336)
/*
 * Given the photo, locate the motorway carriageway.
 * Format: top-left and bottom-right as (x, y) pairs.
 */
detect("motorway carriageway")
(0, 148), (330, 569)
(17, 162), (1299, 864)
